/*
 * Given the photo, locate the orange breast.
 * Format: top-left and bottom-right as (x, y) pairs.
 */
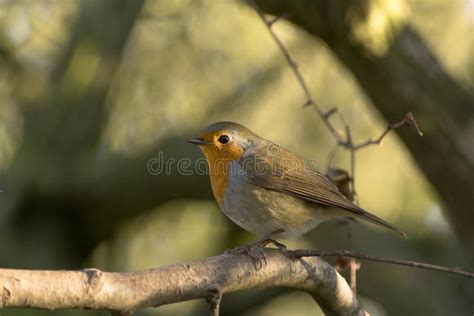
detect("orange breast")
(201, 141), (243, 206)
(203, 152), (230, 205)
(210, 167), (228, 206)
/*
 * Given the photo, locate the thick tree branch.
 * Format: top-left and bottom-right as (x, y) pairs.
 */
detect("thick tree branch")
(2, 248), (471, 314)
(0, 250), (367, 315)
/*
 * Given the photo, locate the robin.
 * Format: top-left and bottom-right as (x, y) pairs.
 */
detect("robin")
(188, 121), (405, 253)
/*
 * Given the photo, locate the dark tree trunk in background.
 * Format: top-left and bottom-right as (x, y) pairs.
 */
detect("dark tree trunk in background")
(0, 0), (145, 268)
(255, 0), (474, 257)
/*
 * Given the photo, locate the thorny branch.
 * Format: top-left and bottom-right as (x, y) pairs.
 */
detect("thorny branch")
(247, 0), (423, 174)
(352, 112), (423, 150)
(247, 0), (344, 143)
(247, 0), (425, 293)
(291, 249), (474, 279)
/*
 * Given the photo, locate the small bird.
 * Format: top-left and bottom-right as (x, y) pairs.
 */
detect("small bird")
(188, 122), (405, 251)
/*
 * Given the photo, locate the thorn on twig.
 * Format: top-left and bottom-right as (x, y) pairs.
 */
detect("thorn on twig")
(403, 112), (423, 136)
(267, 13), (289, 27)
(323, 107), (338, 118)
(206, 287), (222, 316)
(290, 249), (474, 278)
(302, 99), (313, 107)
(352, 112), (424, 150)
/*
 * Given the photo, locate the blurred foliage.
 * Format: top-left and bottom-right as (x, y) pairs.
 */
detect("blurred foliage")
(0, 0), (472, 315)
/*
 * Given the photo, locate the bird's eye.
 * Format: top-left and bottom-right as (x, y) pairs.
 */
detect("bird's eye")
(218, 135), (230, 144)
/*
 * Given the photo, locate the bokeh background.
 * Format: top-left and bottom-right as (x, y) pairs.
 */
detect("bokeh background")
(0, 0), (473, 315)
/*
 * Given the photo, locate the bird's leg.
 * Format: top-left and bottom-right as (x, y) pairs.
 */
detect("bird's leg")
(250, 231), (287, 250)
(224, 230), (286, 269)
(228, 229), (286, 252)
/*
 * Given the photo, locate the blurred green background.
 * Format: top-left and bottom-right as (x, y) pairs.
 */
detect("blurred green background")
(0, 0), (473, 315)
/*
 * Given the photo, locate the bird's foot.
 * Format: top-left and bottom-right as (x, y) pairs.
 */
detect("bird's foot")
(224, 237), (287, 270)
(225, 236), (287, 254)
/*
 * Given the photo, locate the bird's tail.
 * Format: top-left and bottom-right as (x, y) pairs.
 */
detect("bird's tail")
(354, 208), (407, 239)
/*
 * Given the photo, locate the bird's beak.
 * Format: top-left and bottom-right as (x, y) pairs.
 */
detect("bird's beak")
(187, 137), (211, 145)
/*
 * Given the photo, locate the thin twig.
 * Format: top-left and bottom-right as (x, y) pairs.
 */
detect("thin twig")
(247, 0), (344, 144)
(325, 145), (340, 174)
(290, 249), (474, 279)
(249, 0), (425, 294)
(267, 13), (289, 27)
(248, 0), (423, 190)
(248, 0), (362, 289)
(248, 0), (423, 163)
(350, 259), (361, 293)
(352, 112), (423, 150)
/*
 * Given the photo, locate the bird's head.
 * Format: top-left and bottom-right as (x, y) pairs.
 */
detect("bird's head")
(187, 121), (256, 161)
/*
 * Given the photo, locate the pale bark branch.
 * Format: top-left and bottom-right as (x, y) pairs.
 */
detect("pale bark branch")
(0, 250), (367, 315)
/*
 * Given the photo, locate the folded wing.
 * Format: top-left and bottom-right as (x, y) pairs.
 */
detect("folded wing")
(241, 142), (406, 238)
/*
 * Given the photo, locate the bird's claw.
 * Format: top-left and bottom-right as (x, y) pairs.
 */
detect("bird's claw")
(257, 238), (287, 250)
(225, 238), (287, 270)
(225, 244), (268, 270)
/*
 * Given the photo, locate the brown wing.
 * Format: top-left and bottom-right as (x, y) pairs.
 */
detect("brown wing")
(241, 142), (406, 238)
